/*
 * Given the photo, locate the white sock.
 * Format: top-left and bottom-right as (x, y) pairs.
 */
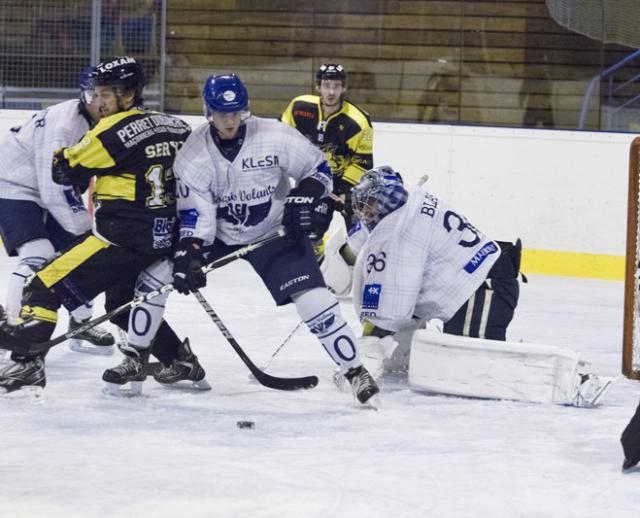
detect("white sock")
(293, 287), (361, 372)
(7, 239), (55, 324)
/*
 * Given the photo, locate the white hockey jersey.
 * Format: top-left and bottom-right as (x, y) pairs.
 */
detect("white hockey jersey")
(353, 186), (500, 332)
(0, 99), (92, 235)
(174, 116), (332, 245)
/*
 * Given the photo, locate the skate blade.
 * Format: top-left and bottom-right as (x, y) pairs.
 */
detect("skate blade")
(0, 349), (10, 365)
(102, 381), (144, 397)
(70, 341), (114, 356)
(575, 378), (615, 408)
(623, 462), (640, 474)
(360, 394), (381, 411)
(332, 371), (350, 393)
(0, 385), (45, 403)
(157, 378), (212, 391)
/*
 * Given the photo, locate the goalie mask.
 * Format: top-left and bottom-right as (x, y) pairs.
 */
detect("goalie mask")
(351, 166), (408, 231)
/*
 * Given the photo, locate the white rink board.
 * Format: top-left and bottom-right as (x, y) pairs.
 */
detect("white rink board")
(1, 110), (636, 256)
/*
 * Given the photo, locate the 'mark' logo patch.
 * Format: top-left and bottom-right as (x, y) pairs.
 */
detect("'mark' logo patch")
(463, 241), (499, 273)
(362, 284), (382, 309)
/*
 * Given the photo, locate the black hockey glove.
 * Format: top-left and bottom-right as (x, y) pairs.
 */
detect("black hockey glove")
(52, 148), (73, 185)
(173, 238), (206, 295)
(282, 178), (325, 241)
(310, 196), (336, 240)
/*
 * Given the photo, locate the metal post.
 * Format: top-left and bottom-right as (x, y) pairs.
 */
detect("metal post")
(90, 0), (102, 65)
(159, 0), (167, 110)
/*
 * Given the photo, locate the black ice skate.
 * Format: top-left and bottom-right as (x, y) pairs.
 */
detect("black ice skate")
(153, 338), (211, 390)
(102, 345), (150, 396)
(344, 365), (380, 405)
(68, 317), (115, 356)
(0, 356), (45, 394)
(0, 304), (6, 324)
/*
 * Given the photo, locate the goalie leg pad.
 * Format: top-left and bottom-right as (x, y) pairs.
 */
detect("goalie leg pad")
(408, 330), (606, 406)
(319, 225), (353, 297)
(358, 335), (399, 379)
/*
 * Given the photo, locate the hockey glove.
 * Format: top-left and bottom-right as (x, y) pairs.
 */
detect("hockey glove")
(52, 148), (73, 185)
(173, 238), (206, 295)
(282, 178), (325, 241)
(310, 196), (335, 241)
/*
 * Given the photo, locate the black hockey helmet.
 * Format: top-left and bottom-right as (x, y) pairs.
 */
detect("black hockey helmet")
(91, 56), (146, 105)
(315, 63), (347, 86)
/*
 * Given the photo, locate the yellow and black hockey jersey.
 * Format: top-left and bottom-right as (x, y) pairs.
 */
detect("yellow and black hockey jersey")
(280, 94), (373, 195)
(53, 109), (191, 255)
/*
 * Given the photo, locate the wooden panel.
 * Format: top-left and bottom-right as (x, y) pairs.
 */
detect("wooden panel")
(165, 0), (640, 129)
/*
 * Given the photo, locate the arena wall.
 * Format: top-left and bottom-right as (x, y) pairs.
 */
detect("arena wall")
(1, 109), (634, 279)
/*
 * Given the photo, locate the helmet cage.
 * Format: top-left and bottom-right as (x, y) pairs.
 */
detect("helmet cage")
(351, 166), (408, 230)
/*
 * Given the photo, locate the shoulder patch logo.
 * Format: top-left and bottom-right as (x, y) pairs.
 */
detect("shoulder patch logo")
(362, 283), (382, 309)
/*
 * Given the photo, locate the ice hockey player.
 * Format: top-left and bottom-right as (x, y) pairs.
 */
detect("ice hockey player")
(337, 165), (520, 347)
(343, 165), (610, 407)
(0, 65), (115, 355)
(0, 56), (203, 394)
(621, 399), (640, 472)
(280, 63), (374, 257)
(171, 72), (379, 405)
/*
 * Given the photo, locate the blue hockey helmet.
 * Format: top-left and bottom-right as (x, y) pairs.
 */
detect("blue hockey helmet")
(79, 65), (94, 91)
(351, 166), (408, 230)
(202, 74), (249, 118)
(78, 65), (95, 105)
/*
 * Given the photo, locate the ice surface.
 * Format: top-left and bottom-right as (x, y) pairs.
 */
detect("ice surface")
(1, 253), (639, 517)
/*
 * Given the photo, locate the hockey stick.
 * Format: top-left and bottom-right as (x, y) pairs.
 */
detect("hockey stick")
(262, 319), (304, 371)
(192, 290), (318, 391)
(0, 230), (286, 356)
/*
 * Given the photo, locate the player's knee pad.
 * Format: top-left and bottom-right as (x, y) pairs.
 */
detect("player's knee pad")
(293, 287), (360, 369)
(21, 276), (60, 316)
(17, 238), (56, 271)
(18, 278), (59, 344)
(128, 259), (172, 348)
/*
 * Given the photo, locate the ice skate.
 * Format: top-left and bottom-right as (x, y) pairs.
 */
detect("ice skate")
(573, 373), (614, 407)
(153, 339), (211, 391)
(68, 317), (115, 356)
(102, 344), (150, 396)
(344, 364), (380, 405)
(0, 355), (45, 395)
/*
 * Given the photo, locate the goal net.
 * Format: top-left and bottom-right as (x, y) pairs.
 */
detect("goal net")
(623, 136), (640, 379)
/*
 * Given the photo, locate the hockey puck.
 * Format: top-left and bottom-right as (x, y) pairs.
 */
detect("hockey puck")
(236, 420), (255, 429)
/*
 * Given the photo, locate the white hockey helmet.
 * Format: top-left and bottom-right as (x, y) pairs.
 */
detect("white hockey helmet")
(351, 166), (408, 230)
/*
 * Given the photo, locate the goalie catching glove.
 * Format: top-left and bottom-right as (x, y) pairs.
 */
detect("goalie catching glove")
(173, 238), (207, 295)
(282, 178), (326, 241)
